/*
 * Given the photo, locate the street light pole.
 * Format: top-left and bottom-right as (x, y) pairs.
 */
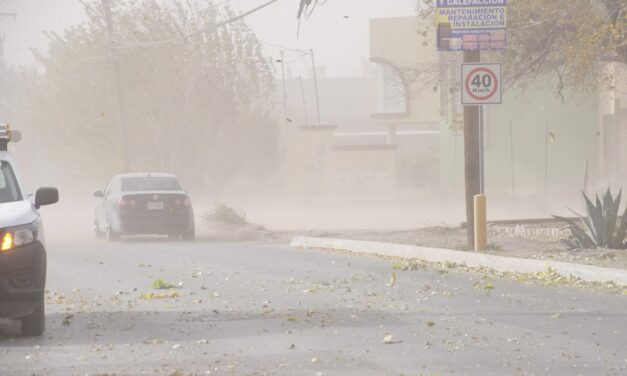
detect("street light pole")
(102, 0), (131, 172)
(279, 50), (288, 121)
(309, 49), (321, 126)
(298, 76), (309, 125)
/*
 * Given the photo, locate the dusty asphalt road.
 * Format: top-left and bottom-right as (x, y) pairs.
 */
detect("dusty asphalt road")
(0, 238), (626, 376)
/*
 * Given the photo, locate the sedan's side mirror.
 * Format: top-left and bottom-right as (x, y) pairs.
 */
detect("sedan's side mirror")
(94, 190), (104, 198)
(35, 187), (59, 208)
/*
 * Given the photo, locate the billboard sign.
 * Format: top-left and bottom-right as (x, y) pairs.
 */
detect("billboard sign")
(436, 0), (507, 51)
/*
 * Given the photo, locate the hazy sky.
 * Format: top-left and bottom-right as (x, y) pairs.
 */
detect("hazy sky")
(0, 0), (416, 77)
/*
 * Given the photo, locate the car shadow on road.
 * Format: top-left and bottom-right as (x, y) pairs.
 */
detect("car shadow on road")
(0, 307), (403, 347)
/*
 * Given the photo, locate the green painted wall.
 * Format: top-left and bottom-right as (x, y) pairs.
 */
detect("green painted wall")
(440, 87), (599, 199)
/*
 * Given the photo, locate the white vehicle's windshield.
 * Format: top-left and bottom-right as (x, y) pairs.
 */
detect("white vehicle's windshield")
(0, 161), (22, 204)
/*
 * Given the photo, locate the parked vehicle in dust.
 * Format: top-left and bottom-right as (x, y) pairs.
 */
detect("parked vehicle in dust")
(0, 125), (59, 336)
(94, 173), (195, 241)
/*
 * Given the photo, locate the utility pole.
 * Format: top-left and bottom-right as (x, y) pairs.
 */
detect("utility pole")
(279, 50), (288, 121)
(0, 6), (17, 122)
(0, 8), (17, 64)
(298, 76), (309, 125)
(309, 49), (321, 126)
(102, 0), (131, 172)
(437, 1), (506, 249)
(463, 49), (481, 247)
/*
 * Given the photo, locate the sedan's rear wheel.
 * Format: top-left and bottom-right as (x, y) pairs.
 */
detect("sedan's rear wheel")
(182, 227), (195, 242)
(21, 298), (45, 336)
(107, 224), (120, 242)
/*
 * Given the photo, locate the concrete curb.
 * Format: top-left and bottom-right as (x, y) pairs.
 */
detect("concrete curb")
(290, 236), (627, 286)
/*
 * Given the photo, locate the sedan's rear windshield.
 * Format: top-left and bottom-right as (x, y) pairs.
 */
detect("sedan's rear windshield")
(0, 161), (23, 203)
(121, 177), (182, 192)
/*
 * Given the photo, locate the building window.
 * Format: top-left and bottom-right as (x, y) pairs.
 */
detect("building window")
(373, 61), (407, 115)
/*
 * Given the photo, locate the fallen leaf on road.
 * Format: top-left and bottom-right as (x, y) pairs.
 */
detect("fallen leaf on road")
(285, 316), (298, 322)
(153, 279), (178, 290)
(387, 272), (397, 287)
(383, 334), (394, 344)
(62, 314), (74, 326)
(427, 321), (435, 327)
(551, 313), (562, 320)
(141, 291), (180, 300)
(311, 357), (319, 363)
(143, 338), (164, 345)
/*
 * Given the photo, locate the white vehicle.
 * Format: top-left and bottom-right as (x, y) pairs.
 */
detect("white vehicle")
(0, 124), (58, 336)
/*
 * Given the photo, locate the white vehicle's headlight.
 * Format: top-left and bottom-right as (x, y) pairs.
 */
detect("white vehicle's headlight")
(1, 223), (37, 252)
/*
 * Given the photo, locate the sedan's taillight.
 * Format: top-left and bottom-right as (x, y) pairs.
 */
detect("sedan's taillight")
(117, 197), (137, 209)
(117, 197), (127, 208)
(174, 196), (191, 208)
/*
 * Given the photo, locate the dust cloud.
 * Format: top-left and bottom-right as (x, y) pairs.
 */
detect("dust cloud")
(2, 0), (624, 246)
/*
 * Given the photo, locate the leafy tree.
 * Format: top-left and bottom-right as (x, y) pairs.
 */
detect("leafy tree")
(419, 0), (626, 93)
(504, 0), (625, 90)
(26, 0), (276, 187)
(299, 0), (626, 93)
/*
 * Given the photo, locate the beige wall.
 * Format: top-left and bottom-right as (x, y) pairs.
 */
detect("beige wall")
(370, 17), (441, 125)
(324, 146), (397, 195)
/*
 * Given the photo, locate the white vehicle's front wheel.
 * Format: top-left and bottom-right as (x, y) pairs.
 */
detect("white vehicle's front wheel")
(20, 298), (45, 336)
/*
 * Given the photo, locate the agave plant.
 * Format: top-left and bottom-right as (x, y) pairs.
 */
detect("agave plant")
(553, 189), (627, 250)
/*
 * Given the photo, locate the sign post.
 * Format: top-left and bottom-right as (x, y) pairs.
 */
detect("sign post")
(436, 0), (507, 249)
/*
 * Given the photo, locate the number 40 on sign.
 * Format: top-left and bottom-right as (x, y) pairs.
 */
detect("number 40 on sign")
(462, 63), (502, 105)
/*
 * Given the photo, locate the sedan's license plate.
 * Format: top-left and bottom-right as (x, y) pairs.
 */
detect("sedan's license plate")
(147, 202), (164, 210)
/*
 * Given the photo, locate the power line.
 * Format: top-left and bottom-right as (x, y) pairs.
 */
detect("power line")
(259, 40), (309, 54)
(109, 0), (284, 51)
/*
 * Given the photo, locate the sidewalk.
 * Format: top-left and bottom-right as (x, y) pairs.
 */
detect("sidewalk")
(291, 236), (627, 286)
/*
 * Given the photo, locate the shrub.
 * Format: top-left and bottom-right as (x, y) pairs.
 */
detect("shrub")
(203, 203), (248, 227)
(553, 189), (627, 250)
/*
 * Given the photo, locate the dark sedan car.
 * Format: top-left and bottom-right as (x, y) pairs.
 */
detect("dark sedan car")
(94, 173), (195, 241)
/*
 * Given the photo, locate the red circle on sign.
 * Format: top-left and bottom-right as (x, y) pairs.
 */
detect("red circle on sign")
(465, 67), (498, 101)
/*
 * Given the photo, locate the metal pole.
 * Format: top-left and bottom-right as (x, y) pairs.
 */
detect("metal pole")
(0, 11), (17, 65)
(279, 50), (288, 121)
(583, 159), (589, 194)
(544, 119), (549, 198)
(102, 0), (131, 172)
(510, 120), (516, 199)
(309, 49), (321, 126)
(298, 76), (309, 125)
(479, 105), (485, 194)
(463, 49), (481, 247)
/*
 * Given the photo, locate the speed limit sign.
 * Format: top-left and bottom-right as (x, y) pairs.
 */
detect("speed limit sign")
(462, 63), (502, 105)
